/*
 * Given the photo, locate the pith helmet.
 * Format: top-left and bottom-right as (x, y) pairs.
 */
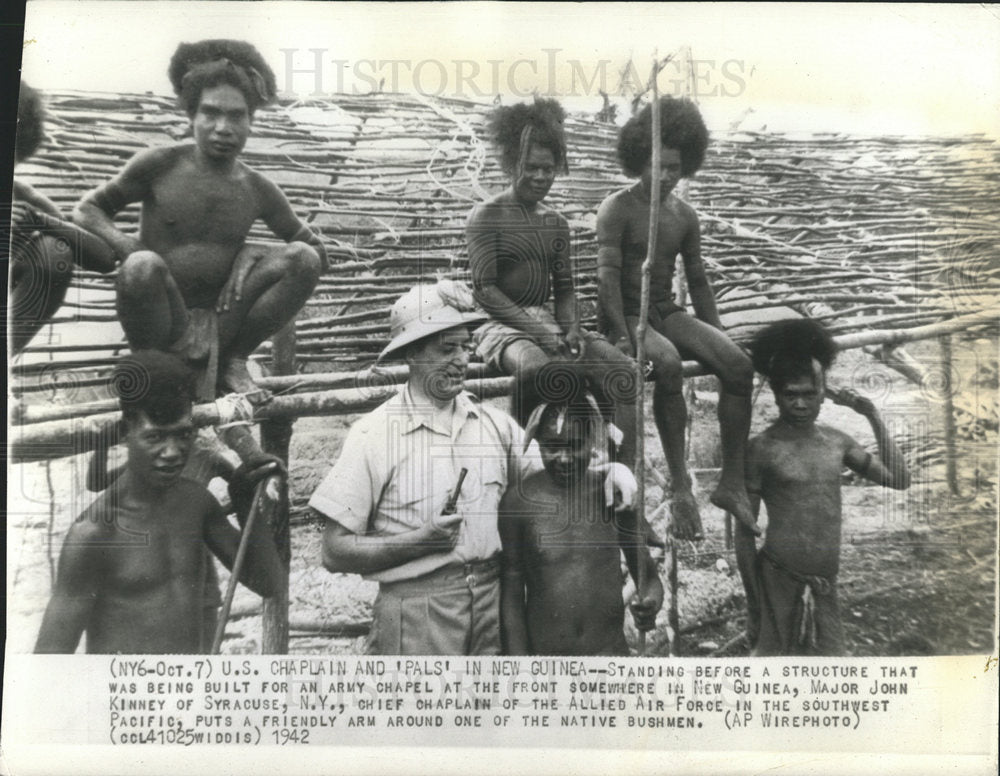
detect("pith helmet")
(377, 280), (487, 363)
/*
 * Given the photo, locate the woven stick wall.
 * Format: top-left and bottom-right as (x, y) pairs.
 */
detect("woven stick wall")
(13, 89), (1000, 402)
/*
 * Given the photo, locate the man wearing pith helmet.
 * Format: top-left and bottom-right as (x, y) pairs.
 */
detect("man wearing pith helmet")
(312, 280), (636, 656)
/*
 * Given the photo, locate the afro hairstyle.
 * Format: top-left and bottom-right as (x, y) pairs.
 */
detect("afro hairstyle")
(487, 96), (568, 176)
(16, 82), (46, 163)
(749, 318), (837, 391)
(114, 350), (197, 426)
(617, 96), (709, 178)
(168, 39), (277, 116)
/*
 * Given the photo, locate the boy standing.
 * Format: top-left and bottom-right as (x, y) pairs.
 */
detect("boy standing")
(35, 351), (282, 654)
(73, 40), (327, 400)
(738, 320), (910, 656)
(499, 385), (662, 655)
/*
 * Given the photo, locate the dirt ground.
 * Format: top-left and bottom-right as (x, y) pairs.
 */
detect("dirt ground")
(6, 336), (997, 657)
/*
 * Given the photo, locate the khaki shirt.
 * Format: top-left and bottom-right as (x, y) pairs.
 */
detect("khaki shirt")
(309, 386), (539, 583)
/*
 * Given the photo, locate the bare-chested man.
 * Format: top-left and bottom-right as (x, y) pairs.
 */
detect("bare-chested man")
(10, 82), (116, 354)
(34, 350), (282, 654)
(73, 40), (327, 400)
(500, 385), (662, 655)
(467, 97), (639, 463)
(597, 96), (755, 540)
(737, 320), (910, 656)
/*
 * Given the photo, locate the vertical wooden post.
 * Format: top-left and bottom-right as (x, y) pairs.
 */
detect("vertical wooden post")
(261, 321), (296, 654)
(632, 59), (664, 656)
(940, 334), (960, 497)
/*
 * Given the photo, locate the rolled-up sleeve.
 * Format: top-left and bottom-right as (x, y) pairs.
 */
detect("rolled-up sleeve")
(308, 422), (380, 535)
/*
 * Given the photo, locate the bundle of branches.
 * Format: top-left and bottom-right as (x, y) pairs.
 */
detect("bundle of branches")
(13, 90), (1000, 398)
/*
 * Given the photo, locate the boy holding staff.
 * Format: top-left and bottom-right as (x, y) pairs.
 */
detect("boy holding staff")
(499, 377), (663, 655)
(35, 351), (282, 654)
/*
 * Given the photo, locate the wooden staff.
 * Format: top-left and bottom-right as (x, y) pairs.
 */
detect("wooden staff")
(211, 476), (278, 654)
(941, 334), (961, 496)
(632, 58), (668, 655)
(262, 322), (297, 654)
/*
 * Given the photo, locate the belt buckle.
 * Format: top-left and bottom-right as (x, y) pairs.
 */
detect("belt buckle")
(465, 573), (477, 587)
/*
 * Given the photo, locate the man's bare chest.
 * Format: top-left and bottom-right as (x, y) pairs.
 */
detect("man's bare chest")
(625, 205), (687, 258)
(146, 170), (259, 240)
(106, 509), (205, 593)
(764, 441), (845, 490)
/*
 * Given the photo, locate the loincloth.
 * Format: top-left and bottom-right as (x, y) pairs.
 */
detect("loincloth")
(474, 305), (607, 371)
(168, 307), (220, 401)
(751, 548), (845, 657)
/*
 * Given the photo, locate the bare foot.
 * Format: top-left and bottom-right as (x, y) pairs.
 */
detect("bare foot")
(671, 489), (704, 541)
(711, 484), (761, 536)
(219, 357), (271, 404)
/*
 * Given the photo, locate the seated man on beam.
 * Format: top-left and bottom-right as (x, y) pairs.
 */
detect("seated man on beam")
(596, 96), (755, 540)
(73, 39), (327, 402)
(9, 82), (116, 354)
(466, 97), (639, 465)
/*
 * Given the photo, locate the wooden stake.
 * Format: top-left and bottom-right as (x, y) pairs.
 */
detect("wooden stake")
(940, 334), (961, 497)
(632, 58), (667, 655)
(261, 322), (296, 655)
(211, 478), (275, 654)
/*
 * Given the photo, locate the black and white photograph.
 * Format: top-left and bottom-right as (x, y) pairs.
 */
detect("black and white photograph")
(4, 2), (998, 774)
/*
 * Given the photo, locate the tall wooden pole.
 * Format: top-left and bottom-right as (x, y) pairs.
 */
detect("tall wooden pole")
(633, 59), (665, 655)
(261, 322), (296, 654)
(940, 334), (960, 496)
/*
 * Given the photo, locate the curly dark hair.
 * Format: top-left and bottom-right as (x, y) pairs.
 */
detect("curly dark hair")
(114, 350), (196, 425)
(750, 318), (837, 391)
(168, 39), (277, 116)
(487, 97), (568, 175)
(617, 96), (709, 178)
(16, 82), (46, 162)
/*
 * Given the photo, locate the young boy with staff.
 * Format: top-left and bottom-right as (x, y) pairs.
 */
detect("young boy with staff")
(499, 368), (663, 655)
(35, 350), (282, 654)
(738, 319), (910, 656)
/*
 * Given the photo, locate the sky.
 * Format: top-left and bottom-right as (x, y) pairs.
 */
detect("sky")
(19, 2), (1000, 135)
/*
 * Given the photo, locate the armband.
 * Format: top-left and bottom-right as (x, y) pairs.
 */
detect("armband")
(91, 182), (129, 215)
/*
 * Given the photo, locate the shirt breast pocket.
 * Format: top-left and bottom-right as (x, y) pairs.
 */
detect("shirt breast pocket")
(461, 457), (505, 517)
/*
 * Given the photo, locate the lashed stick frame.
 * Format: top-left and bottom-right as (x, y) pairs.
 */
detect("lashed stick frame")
(10, 89), (998, 654)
